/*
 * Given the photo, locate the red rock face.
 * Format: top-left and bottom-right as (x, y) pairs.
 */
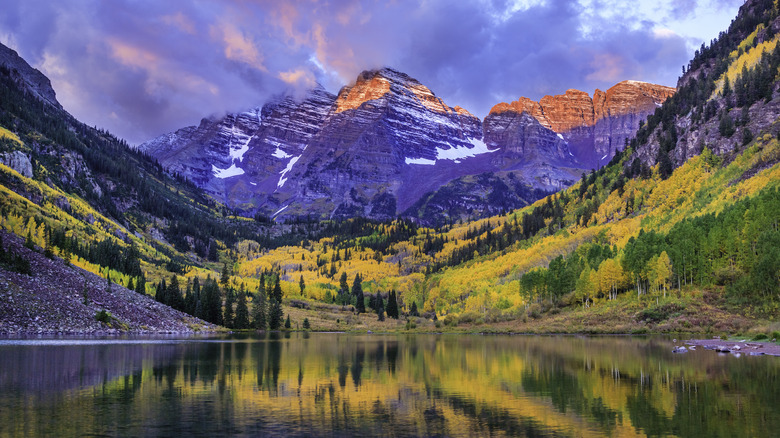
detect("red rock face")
(490, 81), (676, 167)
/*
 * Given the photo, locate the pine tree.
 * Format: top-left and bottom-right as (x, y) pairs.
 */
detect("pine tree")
(220, 262), (231, 289)
(202, 277), (223, 326)
(352, 274), (365, 313)
(272, 275), (283, 302)
(155, 279), (166, 303)
(223, 286), (235, 328)
(135, 275), (146, 295)
(252, 283), (268, 330)
(386, 290), (399, 319)
(234, 285), (250, 329)
(284, 314), (291, 329)
(24, 229), (34, 250)
(299, 275), (306, 297)
(409, 301), (419, 317)
(339, 272), (349, 303)
(184, 280), (195, 315)
(302, 318), (310, 330)
(168, 275), (183, 310)
(268, 298), (283, 330)
(82, 278), (90, 306)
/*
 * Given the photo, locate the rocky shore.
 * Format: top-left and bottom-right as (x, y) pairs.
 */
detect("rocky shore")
(683, 339), (780, 357)
(0, 231), (217, 335)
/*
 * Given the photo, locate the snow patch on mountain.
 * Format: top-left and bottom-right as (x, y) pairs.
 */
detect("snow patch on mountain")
(405, 157), (436, 166)
(436, 138), (495, 161)
(212, 163), (245, 178)
(272, 147), (292, 159)
(277, 151), (304, 188)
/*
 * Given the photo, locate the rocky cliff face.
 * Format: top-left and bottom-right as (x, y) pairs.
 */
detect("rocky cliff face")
(141, 69), (672, 223)
(0, 43), (61, 109)
(490, 81), (675, 168)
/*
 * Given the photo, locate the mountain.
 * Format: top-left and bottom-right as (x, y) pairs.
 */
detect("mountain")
(1, 0), (779, 335)
(205, 0), (780, 331)
(140, 70), (673, 223)
(490, 81), (676, 168)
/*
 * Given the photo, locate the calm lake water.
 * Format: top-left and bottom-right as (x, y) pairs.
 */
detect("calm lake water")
(0, 333), (777, 437)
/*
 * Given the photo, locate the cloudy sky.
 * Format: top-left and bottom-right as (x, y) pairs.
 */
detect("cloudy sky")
(1, 0), (743, 145)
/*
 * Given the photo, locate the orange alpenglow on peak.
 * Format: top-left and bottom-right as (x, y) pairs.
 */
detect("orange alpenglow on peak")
(334, 68), (463, 115)
(335, 71), (392, 113)
(490, 80), (676, 133)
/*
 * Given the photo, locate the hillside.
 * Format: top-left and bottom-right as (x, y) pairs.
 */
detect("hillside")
(0, 0), (778, 335)
(214, 0), (780, 333)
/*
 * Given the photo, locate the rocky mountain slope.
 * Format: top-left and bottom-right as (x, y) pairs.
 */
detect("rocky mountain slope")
(141, 69), (674, 223)
(0, 44), (61, 110)
(490, 81), (675, 168)
(0, 231), (215, 334)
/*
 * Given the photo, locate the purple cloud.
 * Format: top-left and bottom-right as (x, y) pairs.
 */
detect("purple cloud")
(0, 0), (741, 145)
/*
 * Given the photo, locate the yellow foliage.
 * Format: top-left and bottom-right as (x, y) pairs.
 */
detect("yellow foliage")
(0, 126), (22, 145)
(715, 31), (777, 95)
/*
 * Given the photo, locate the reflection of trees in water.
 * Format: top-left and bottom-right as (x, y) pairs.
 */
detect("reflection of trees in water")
(351, 344), (364, 388)
(3, 334), (780, 437)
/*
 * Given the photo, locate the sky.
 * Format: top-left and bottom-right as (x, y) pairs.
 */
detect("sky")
(0, 0), (744, 145)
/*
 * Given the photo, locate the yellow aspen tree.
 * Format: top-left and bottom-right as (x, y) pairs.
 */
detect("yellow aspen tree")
(656, 251), (673, 298)
(647, 254), (660, 296)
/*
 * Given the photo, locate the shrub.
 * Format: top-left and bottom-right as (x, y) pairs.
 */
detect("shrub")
(95, 310), (111, 324)
(752, 333), (768, 341)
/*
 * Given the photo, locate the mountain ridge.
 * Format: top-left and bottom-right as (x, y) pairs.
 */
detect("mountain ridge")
(140, 68), (673, 224)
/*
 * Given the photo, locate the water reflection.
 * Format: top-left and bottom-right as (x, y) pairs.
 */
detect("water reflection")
(0, 334), (778, 437)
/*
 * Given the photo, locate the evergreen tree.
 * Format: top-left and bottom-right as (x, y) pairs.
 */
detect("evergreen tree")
(386, 290), (399, 319)
(339, 272), (349, 304)
(742, 127), (753, 146)
(299, 275), (306, 297)
(352, 274), (365, 313)
(24, 230), (34, 250)
(202, 277), (223, 326)
(409, 301), (419, 317)
(167, 275), (183, 310)
(284, 314), (291, 329)
(192, 277), (201, 317)
(302, 318), (310, 330)
(657, 150), (673, 180)
(220, 262), (231, 289)
(223, 286), (235, 328)
(719, 111), (735, 137)
(272, 275), (283, 302)
(184, 279), (195, 315)
(155, 279), (166, 303)
(252, 282), (268, 330)
(268, 298), (283, 330)
(135, 274), (145, 295)
(234, 285), (250, 329)
(82, 278), (90, 306)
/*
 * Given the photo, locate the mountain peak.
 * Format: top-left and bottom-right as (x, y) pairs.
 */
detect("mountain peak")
(335, 67), (455, 115)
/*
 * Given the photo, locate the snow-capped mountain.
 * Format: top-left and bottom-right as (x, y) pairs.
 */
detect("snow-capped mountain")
(139, 68), (673, 223)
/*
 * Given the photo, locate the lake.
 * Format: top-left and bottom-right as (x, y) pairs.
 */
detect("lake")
(0, 333), (777, 437)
